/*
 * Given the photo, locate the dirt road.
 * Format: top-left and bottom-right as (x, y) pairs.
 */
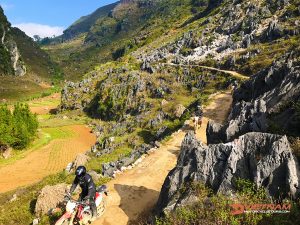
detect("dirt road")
(161, 63), (249, 80)
(94, 91), (232, 225)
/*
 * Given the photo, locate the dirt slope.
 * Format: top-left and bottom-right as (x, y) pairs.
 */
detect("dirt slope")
(94, 91), (232, 225)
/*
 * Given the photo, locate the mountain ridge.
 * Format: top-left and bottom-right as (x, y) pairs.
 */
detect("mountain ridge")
(0, 6), (64, 101)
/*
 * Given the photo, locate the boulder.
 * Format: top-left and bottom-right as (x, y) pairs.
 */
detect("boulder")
(156, 132), (300, 214)
(156, 126), (170, 140)
(32, 218), (39, 225)
(73, 153), (90, 169)
(9, 194), (17, 202)
(174, 104), (186, 118)
(35, 184), (68, 216)
(261, 20), (283, 41)
(88, 170), (102, 182)
(65, 162), (73, 173)
(1, 147), (12, 159)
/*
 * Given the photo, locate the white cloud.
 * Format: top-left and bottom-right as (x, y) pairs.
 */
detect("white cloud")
(13, 23), (64, 38)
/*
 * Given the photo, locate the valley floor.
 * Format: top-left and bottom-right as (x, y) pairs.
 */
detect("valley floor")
(94, 91), (232, 225)
(0, 94), (96, 193)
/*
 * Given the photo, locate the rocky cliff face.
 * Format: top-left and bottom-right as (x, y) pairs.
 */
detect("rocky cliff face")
(0, 6), (26, 76)
(156, 131), (300, 213)
(154, 0), (300, 214)
(156, 50), (300, 215)
(156, 49), (299, 214)
(207, 49), (300, 144)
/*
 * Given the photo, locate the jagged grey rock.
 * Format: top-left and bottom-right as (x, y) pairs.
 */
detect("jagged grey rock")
(88, 170), (102, 182)
(207, 99), (267, 143)
(156, 132), (300, 214)
(102, 143), (152, 177)
(207, 51), (300, 143)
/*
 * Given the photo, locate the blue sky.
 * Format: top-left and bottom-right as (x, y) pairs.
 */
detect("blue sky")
(0, 0), (117, 37)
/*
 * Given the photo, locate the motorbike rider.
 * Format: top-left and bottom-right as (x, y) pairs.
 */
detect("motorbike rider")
(69, 166), (97, 220)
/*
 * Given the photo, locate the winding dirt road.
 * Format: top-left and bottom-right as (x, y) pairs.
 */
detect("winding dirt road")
(94, 91), (232, 225)
(161, 63), (250, 80)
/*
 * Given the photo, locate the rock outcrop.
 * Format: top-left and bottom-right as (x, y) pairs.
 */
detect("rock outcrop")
(207, 50), (300, 143)
(156, 132), (300, 213)
(0, 6), (26, 76)
(102, 143), (152, 177)
(73, 153), (91, 169)
(35, 184), (68, 216)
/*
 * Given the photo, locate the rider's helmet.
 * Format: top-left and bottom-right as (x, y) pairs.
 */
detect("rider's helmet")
(75, 166), (86, 178)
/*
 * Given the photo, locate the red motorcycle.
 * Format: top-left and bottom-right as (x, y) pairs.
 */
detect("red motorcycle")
(55, 185), (108, 225)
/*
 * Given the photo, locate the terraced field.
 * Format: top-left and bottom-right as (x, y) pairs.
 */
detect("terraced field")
(0, 124), (95, 193)
(0, 94), (96, 193)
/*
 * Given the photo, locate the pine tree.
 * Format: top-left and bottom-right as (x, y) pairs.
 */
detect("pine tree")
(0, 103), (38, 150)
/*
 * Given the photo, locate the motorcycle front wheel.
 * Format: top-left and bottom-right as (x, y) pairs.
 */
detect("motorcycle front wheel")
(97, 199), (106, 217)
(55, 218), (71, 225)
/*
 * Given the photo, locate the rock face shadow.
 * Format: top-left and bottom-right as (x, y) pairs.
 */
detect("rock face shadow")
(168, 148), (180, 156)
(114, 184), (159, 224)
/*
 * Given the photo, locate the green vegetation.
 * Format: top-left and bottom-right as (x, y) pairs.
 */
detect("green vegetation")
(42, 0), (199, 79)
(0, 45), (14, 75)
(0, 103), (38, 149)
(154, 180), (300, 225)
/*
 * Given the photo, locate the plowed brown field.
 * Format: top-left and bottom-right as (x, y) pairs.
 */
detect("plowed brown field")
(0, 125), (96, 193)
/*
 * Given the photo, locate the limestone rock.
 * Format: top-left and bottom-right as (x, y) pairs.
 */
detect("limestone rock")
(156, 132), (300, 213)
(73, 153), (91, 169)
(174, 104), (186, 118)
(1, 147), (12, 159)
(88, 170), (102, 182)
(35, 184), (68, 216)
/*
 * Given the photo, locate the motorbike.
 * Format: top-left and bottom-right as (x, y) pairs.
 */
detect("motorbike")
(55, 185), (108, 225)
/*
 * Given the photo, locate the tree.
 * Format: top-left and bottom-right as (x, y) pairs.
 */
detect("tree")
(0, 103), (38, 150)
(33, 35), (41, 42)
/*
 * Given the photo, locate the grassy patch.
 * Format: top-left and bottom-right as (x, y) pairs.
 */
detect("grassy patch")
(87, 146), (132, 174)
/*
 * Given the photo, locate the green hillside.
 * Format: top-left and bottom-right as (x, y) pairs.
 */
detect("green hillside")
(0, 0), (299, 224)
(0, 6), (64, 102)
(43, 0), (203, 80)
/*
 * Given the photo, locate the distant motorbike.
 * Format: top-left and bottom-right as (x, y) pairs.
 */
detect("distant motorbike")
(55, 185), (108, 225)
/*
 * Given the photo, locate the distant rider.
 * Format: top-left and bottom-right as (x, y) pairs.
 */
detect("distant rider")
(69, 166), (97, 220)
(194, 104), (203, 132)
(231, 80), (239, 93)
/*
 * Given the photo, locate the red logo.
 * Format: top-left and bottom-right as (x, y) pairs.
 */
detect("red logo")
(230, 203), (291, 215)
